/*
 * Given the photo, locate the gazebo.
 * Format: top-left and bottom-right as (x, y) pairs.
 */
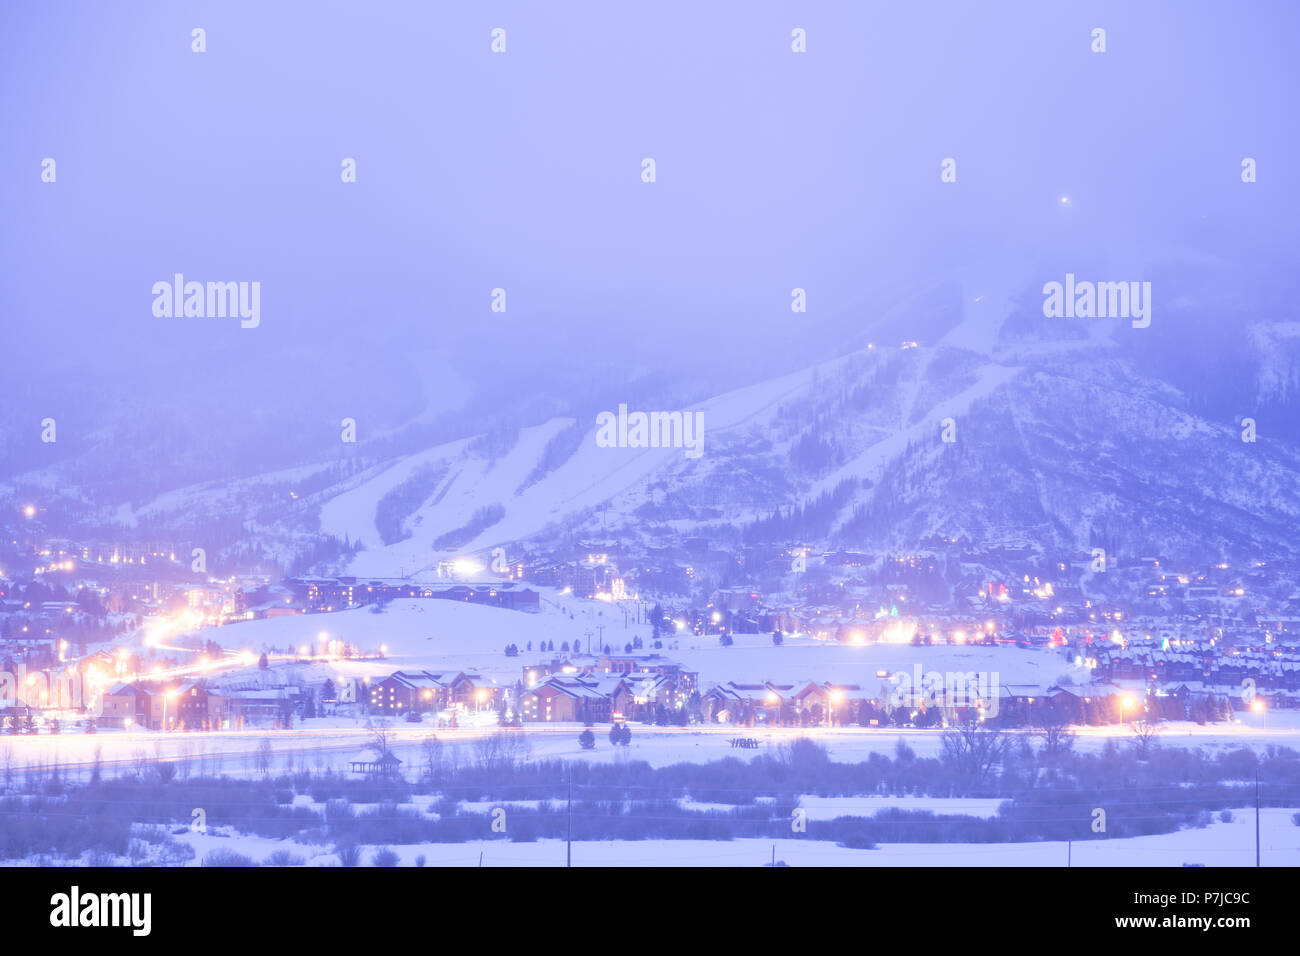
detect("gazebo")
(348, 746), (403, 776)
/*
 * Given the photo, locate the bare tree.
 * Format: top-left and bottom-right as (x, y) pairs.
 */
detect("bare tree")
(1031, 702), (1076, 759)
(940, 720), (1007, 790)
(1130, 718), (1160, 759)
(421, 735), (443, 779)
(367, 719), (393, 757)
(255, 737), (274, 774)
(472, 730), (531, 774)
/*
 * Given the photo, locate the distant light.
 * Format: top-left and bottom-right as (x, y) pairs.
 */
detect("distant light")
(1059, 195), (1070, 205)
(22, 505), (35, 518)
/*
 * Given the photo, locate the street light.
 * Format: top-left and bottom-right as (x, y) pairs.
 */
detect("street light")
(162, 688), (179, 731)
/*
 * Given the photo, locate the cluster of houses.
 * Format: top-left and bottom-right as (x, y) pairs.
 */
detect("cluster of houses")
(367, 652), (700, 724)
(286, 577), (540, 614)
(366, 670), (498, 716)
(353, 637), (1264, 729)
(1095, 641), (1300, 708)
(97, 681), (299, 731)
(694, 678), (1240, 728)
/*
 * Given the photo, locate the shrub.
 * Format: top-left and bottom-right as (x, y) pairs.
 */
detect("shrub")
(371, 846), (401, 867)
(203, 849), (258, 867)
(263, 849), (306, 867)
(335, 843), (362, 867)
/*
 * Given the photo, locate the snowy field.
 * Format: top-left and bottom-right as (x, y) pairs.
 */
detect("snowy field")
(163, 592), (1093, 693)
(6, 712), (1300, 781)
(159, 807), (1300, 867)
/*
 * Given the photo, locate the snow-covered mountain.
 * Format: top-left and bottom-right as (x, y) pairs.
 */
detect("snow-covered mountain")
(8, 262), (1300, 577)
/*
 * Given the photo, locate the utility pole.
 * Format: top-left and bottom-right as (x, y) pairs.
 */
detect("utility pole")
(1255, 769), (1261, 867)
(1067, 840), (1071, 868)
(567, 766), (572, 868)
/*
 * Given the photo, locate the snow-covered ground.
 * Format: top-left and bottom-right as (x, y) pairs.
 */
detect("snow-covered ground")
(7, 712), (1300, 782)
(168, 591), (1093, 693)
(162, 808), (1300, 867)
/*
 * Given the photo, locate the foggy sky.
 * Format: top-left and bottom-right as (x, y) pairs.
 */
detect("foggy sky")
(2, 0), (1298, 479)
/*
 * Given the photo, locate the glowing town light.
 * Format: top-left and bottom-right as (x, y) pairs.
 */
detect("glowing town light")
(1250, 698), (1266, 714)
(22, 505), (35, 518)
(452, 557), (484, 576)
